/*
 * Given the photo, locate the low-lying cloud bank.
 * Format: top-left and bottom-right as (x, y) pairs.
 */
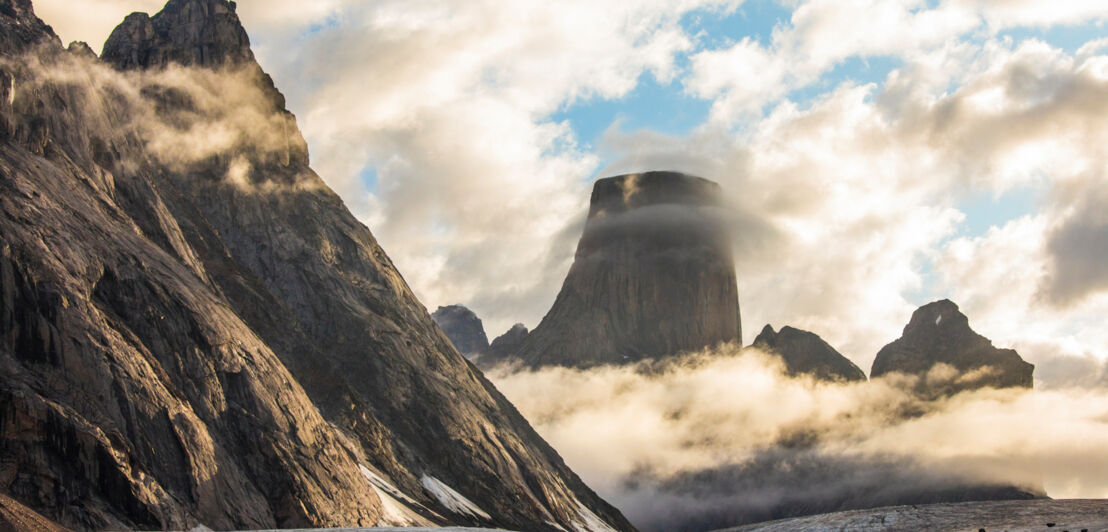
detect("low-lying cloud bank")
(490, 348), (1108, 531)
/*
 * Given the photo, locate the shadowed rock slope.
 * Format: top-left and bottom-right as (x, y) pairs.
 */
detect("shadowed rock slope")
(871, 299), (1034, 395)
(432, 305), (489, 358)
(0, 1), (633, 531)
(516, 171), (742, 369)
(751, 325), (866, 382)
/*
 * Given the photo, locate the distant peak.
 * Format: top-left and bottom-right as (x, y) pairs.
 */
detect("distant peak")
(67, 41), (96, 58)
(905, 299), (968, 334)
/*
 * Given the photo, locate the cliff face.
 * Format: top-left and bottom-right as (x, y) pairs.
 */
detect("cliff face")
(871, 300), (1034, 394)
(431, 305), (489, 357)
(751, 325), (866, 383)
(0, 2), (634, 531)
(516, 171), (742, 369)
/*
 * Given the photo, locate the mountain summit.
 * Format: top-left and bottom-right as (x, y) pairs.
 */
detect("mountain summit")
(752, 325), (866, 382)
(515, 171), (742, 368)
(871, 299), (1034, 393)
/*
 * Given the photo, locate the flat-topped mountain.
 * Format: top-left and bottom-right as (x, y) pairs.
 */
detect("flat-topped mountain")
(515, 171), (742, 369)
(0, 1), (633, 531)
(871, 300), (1034, 394)
(751, 325), (866, 382)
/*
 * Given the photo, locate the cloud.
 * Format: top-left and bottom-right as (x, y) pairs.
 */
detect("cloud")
(490, 347), (1108, 530)
(9, 41), (318, 195)
(600, 35), (1108, 375)
(220, 0), (744, 336)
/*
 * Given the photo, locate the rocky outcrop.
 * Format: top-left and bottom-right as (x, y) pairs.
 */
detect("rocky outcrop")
(870, 300), (1034, 395)
(0, 2), (634, 531)
(101, 0), (252, 70)
(751, 325), (866, 382)
(431, 305), (489, 357)
(0, 494), (71, 532)
(515, 171), (742, 369)
(477, 323), (529, 370)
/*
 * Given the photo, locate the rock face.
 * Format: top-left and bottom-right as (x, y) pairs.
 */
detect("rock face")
(751, 325), (866, 382)
(516, 171), (742, 368)
(0, 2), (634, 532)
(871, 300), (1034, 394)
(431, 305), (489, 357)
(0, 494), (71, 532)
(101, 0), (253, 70)
(478, 323), (530, 370)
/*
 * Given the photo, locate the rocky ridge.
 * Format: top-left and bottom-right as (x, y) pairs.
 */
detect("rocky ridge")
(0, 1), (634, 531)
(750, 325), (866, 382)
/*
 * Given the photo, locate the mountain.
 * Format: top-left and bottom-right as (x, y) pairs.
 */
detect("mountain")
(514, 171), (742, 369)
(431, 305), (489, 358)
(478, 323), (530, 370)
(751, 325), (866, 382)
(871, 300), (1034, 394)
(0, 1), (634, 531)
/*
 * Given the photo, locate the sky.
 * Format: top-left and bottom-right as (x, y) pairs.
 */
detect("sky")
(36, 0), (1108, 386)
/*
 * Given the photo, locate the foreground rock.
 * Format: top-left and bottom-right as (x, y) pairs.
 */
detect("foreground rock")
(0, 494), (70, 532)
(751, 325), (866, 382)
(716, 499), (1108, 532)
(0, 1), (633, 531)
(515, 171), (742, 368)
(871, 300), (1034, 395)
(432, 305), (489, 358)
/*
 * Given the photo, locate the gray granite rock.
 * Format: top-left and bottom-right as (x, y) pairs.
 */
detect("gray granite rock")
(515, 171), (742, 369)
(477, 323), (529, 370)
(871, 299), (1034, 395)
(751, 325), (866, 382)
(432, 305), (489, 357)
(0, 2), (634, 532)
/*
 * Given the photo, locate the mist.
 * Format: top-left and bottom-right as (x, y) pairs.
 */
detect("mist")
(489, 347), (1108, 531)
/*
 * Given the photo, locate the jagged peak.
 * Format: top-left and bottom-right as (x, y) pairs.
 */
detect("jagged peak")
(0, 0), (33, 19)
(0, 0), (61, 54)
(66, 41), (95, 58)
(102, 0), (252, 71)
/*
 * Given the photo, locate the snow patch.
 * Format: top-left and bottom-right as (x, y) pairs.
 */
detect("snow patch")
(420, 475), (491, 520)
(358, 465), (430, 527)
(570, 500), (618, 532)
(8, 76), (14, 106)
(935, 314), (942, 325)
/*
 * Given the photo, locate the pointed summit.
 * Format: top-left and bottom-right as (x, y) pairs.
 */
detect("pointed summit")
(102, 0), (252, 70)
(515, 171), (742, 368)
(752, 325), (866, 382)
(871, 300), (1034, 393)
